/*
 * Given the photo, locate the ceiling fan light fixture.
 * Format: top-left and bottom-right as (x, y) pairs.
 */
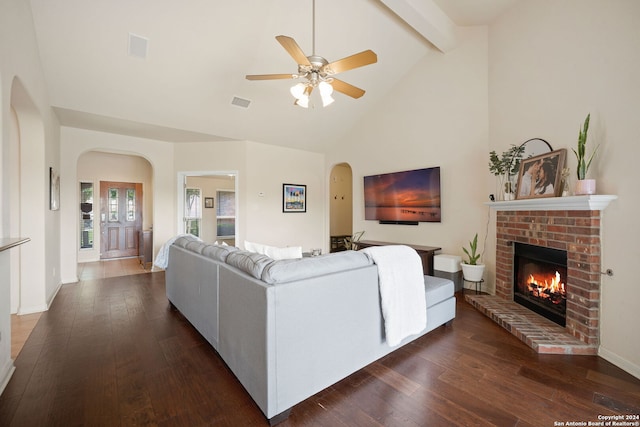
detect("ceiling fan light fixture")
(246, 0), (376, 107)
(319, 81), (334, 106)
(290, 82), (306, 99)
(294, 95), (310, 108)
(319, 81), (333, 96)
(321, 94), (334, 107)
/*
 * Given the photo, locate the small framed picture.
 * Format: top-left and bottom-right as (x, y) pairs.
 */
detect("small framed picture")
(515, 149), (567, 199)
(204, 197), (214, 209)
(283, 184), (306, 213)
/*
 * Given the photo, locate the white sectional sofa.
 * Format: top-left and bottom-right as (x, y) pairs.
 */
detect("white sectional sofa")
(165, 235), (456, 424)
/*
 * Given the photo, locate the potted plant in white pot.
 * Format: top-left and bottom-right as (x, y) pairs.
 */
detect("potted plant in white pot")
(573, 113), (599, 195)
(461, 233), (485, 282)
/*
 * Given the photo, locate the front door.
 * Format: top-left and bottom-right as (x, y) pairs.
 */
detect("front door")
(100, 181), (143, 259)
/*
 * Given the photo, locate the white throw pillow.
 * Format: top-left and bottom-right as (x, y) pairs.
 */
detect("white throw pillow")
(266, 245), (303, 260)
(244, 240), (265, 253)
(244, 240), (302, 260)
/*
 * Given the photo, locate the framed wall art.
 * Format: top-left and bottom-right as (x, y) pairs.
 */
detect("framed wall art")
(283, 184), (306, 213)
(515, 149), (566, 199)
(204, 197), (214, 208)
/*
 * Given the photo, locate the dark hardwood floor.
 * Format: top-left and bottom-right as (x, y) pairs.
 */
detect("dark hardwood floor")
(1, 271), (639, 426)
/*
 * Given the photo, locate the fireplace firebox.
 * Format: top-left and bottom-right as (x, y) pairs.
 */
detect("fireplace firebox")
(513, 243), (567, 326)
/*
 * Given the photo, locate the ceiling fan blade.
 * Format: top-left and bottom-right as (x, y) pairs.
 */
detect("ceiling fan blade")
(331, 78), (366, 99)
(245, 73), (296, 80)
(324, 50), (377, 74)
(276, 35), (311, 66)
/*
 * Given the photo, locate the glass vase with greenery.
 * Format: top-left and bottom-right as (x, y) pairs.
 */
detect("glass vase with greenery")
(489, 144), (525, 200)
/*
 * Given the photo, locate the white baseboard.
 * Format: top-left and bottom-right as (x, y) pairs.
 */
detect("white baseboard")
(16, 282), (62, 315)
(0, 359), (16, 396)
(17, 304), (48, 316)
(598, 346), (640, 380)
(61, 275), (79, 284)
(46, 282), (62, 309)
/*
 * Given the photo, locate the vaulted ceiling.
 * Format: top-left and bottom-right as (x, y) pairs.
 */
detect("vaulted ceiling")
(29, 0), (518, 152)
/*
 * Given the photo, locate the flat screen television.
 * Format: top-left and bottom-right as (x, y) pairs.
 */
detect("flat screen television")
(364, 166), (441, 224)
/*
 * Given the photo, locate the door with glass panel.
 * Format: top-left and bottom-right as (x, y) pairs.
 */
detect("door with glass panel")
(100, 181), (143, 259)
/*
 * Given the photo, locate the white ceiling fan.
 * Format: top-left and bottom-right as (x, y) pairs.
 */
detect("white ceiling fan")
(246, 0), (378, 108)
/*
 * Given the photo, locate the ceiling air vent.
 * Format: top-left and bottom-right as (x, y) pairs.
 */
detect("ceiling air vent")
(128, 33), (148, 58)
(231, 96), (251, 109)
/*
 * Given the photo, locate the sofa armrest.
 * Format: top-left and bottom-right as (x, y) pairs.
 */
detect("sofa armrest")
(218, 264), (276, 417)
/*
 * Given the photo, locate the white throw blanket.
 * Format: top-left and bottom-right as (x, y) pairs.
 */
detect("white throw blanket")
(361, 245), (427, 347)
(154, 234), (201, 269)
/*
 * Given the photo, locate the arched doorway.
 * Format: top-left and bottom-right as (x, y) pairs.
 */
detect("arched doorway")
(10, 77), (47, 315)
(329, 163), (353, 252)
(76, 151), (153, 264)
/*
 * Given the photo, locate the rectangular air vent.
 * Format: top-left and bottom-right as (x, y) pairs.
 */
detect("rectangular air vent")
(128, 33), (148, 58)
(231, 96), (251, 108)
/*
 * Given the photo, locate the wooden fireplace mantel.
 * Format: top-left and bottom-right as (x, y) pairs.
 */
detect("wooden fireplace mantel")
(484, 195), (617, 212)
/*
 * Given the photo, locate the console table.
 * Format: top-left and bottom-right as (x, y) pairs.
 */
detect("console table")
(139, 230), (153, 270)
(355, 240), (441, 275)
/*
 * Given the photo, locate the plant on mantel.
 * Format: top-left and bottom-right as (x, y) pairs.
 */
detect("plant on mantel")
(489, 144), (525, 200)
(573, 113), (599, 195)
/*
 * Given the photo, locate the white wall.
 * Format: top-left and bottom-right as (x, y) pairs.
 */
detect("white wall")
(60, 127), (174, 283)
(244, 141), (325, 252)
(327, 26), (490, 261)
(0, 0), (60, 392)
(489, 0), (640, 377)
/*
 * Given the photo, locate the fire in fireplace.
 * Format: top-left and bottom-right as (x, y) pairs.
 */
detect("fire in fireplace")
(513, 243), (567, 326)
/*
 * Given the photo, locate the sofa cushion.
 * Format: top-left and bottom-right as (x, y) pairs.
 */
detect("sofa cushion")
(261, 250), (373, 285)
(173, 234), (201, 248)
(423, 275), (454, 308)
(244, 240), (303, 260)
(185, 241), (208, 254)
(202, 244), (239, 262)
(226, 250), (274, 280)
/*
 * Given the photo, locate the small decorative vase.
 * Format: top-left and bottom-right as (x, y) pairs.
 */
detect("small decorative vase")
(575, 179), (596, 195)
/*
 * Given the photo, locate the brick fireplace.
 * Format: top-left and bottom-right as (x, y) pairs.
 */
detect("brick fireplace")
(466, 195), (616, 355)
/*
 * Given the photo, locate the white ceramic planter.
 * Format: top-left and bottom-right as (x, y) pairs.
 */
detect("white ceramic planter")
(575, 179), (596, 195)
(461, 263), (485, 282)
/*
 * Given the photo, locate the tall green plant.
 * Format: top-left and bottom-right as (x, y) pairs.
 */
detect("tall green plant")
(572, 113), (598, 180)
(462, 233), (481, 265)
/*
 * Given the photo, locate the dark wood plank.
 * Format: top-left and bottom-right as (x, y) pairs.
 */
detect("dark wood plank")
(1, 272), (639, 427)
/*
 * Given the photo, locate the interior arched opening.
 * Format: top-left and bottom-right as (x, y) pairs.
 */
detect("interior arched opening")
(329, 163), (353, 252)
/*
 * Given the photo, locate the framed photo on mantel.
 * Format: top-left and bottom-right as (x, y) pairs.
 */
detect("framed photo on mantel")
(515, 149), (566, 199)
(283, 183), (306, 213)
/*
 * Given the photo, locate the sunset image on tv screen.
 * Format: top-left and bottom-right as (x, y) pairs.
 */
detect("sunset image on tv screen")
(364, 167), (441, 222)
